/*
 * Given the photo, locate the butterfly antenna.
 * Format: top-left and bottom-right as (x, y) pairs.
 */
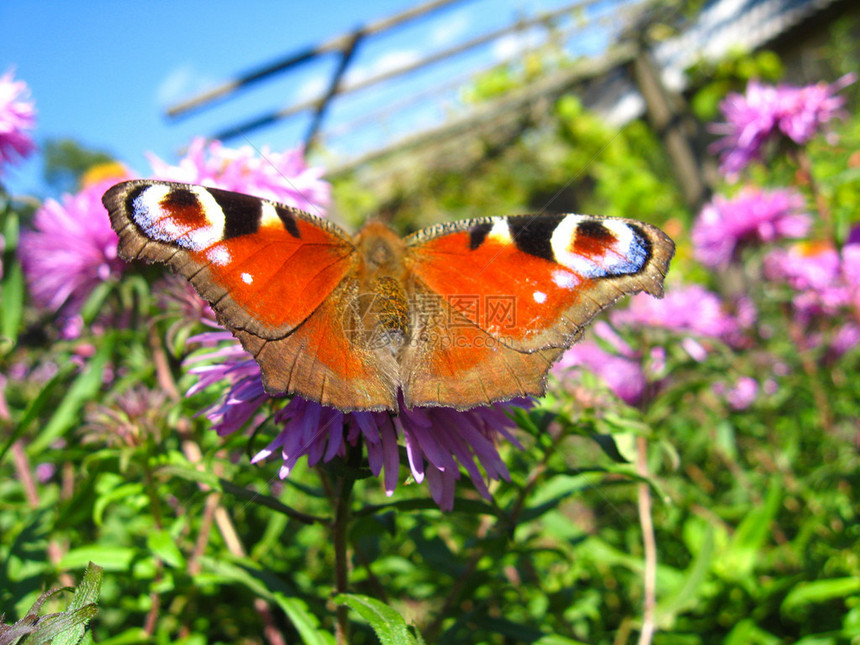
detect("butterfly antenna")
(537, 126), (625, 215)
(241, 135), (328, 220)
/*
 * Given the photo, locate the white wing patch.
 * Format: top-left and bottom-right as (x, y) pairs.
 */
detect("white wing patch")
(132, 185), (226, 252)
(487, 218), (513, 245)
(206, 246), (232, 266)
(259, 202), (282, 229)
(552, 269), (581, 290)
(550, 215), (648, 278)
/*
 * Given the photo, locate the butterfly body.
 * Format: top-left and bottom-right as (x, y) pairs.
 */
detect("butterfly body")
(104, 180), (674, 411)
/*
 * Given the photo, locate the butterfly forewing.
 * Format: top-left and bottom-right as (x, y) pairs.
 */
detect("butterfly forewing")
(404, 213), (674, 351)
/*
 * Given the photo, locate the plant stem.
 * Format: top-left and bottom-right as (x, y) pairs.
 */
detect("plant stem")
(793, 147), (833, 241)
(786, 314), (833, 431)
(333, 444), (358, 645)
(142, 460), (165, 636)
(636, 436), (657, 645)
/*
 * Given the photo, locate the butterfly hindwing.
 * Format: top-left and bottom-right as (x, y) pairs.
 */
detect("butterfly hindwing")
(400, 280), (566, 409)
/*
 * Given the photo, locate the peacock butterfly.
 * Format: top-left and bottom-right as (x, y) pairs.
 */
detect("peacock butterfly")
(103, 180), (674, 411)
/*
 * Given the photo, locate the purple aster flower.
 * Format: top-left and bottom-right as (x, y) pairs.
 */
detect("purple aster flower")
(554, 285), (743, 407)
(19, 173), (129, 338)
(148, 137), (330, 212)
(611, 284), (739, 342)
(185, 328), (271, 437)
(553, 337), (647, 406)
(765, 239), (860, 356)
(0, 374), (9, 422)
(829, 324), (860, 359)
(843, 242), (860, 312)
(713, 376), (759, 410)
(777, 74), (856, 145)
(35, 462), (56, 484)
(710, 75), (855, 178)
(764, 241), (841, 292)
(692, 188), (810, 267)
(0, 68), (36, 173)
(710, 80), (780, 177)
(185, 329), (526, 511)
(764, 240), (856, 320)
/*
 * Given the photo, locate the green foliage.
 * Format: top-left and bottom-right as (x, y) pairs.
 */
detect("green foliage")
(553, 95), (686, 221)
(42, 138), (115, 195)
(335, 595), (424, 645)
(0, 562), (102, 645)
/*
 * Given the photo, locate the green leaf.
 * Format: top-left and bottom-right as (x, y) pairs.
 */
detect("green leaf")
(335, 594), (419, 645)
(28, 336), (115, 454)
(159, 463), (222, 489)
(50, 562), (102, 645)
(510, 407), (555, 437)
(96, 628), (151, 645)
(589, 433), (629, 463)
(533, 636), (588, 645)
(200, 556), (334, 645)
(657, 525), (715, 621)
(0, 260), (24, 350)
(67, 562), (103, 610)
(782, 577), (860, 619)
(78, 280), (115, 325)
(272, 593), (335, 645)
(93, 481), (145, 526)
(724, 619), (781, 645)
(20, 605), (98, 645)
(160, 464), (326, 525)
(0, 361), (77, 463)
(147, 530), (186, 569)
(60, 546), (136, 572)
(716, 481), (781, 583)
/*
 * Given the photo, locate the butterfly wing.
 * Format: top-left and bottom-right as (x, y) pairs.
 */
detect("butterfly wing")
(104, 180), (399, 410)
(401, 213), (674, 408)
(401, 279), (567, 409)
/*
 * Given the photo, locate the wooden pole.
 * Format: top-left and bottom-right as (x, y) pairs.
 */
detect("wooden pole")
(629, 45), (708, 210)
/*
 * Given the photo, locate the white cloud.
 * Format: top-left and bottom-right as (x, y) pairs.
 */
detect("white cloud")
(429, 11), (471, 47)
(156, 64), (217, 108)
(491, 28), (543, 61)
(346, 49), (421, 86)
(293, 75), (329, 103)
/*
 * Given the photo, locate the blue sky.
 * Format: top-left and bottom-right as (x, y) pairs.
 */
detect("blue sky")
(2, 0), (620, 197)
